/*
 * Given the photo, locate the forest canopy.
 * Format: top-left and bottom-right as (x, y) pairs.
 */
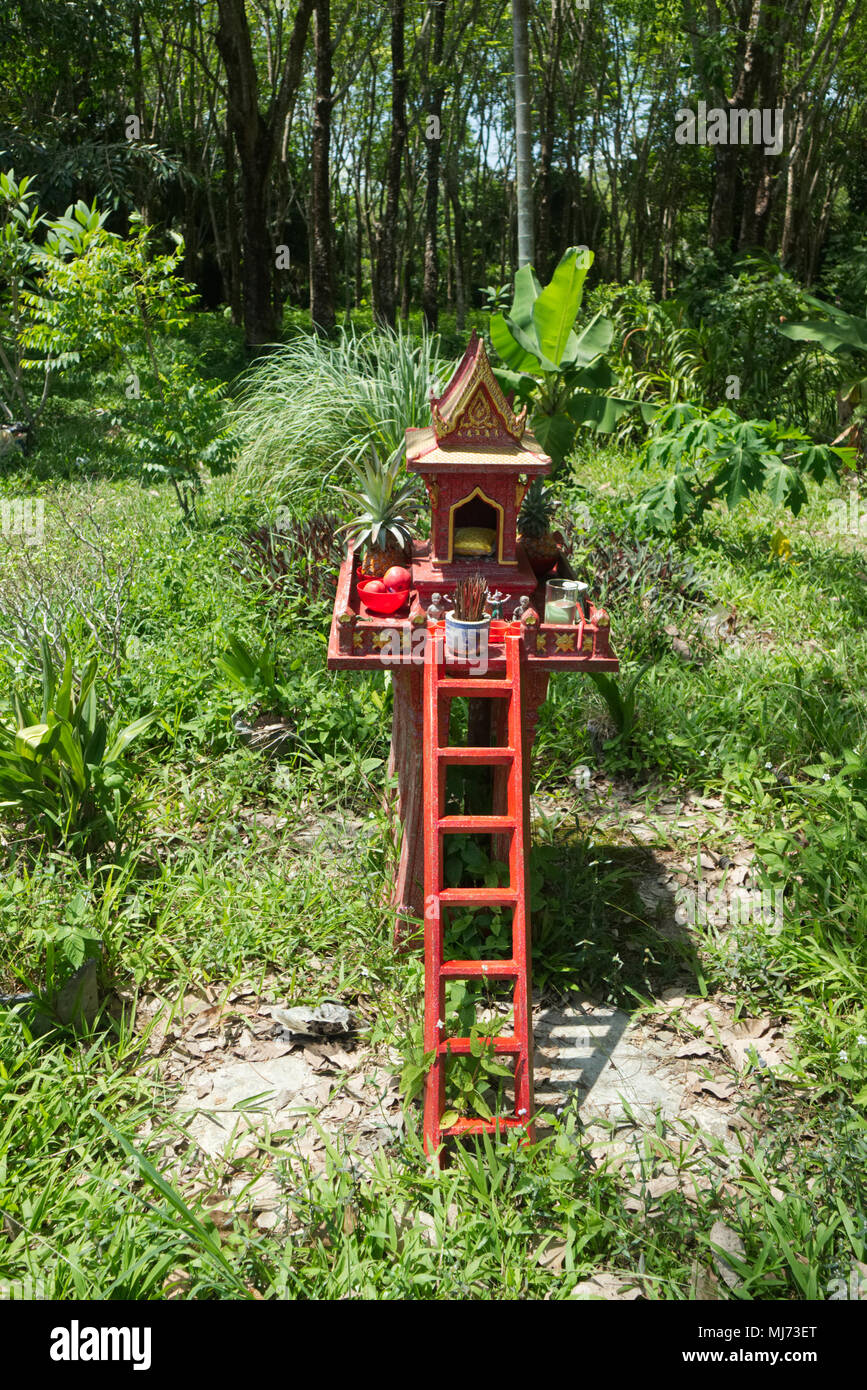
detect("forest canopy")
(1, 0), (864, 347)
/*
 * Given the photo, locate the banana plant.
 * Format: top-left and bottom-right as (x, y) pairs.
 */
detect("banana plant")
(0, 636), (155, 852)
(779, 297), (867, 457)
(489, 246), (651, 466)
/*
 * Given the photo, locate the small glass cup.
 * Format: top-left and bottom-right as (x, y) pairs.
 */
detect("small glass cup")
(545, 580), (577, 625)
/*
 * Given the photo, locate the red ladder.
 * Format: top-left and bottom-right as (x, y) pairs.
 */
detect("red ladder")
(422, 620), (535, 1158)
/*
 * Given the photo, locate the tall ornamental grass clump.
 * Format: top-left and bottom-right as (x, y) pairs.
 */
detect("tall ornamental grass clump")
(231, 325), (451, 509)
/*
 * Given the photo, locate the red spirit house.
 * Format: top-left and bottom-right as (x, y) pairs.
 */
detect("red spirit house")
(406, 332), (549, 606)
(327, 334), (619, 1156)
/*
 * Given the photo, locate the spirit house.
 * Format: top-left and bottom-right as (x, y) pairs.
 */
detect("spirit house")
(328, 331), (618, 963)
(405, 331), (550, 606)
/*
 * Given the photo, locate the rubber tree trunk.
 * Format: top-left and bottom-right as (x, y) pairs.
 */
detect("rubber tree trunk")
(421, 0), (446, 331)
(511, 0), (534, 268)
(375, 0), (407, 327)
(310, 0), (335, 334)
(215, 0), (314, 347)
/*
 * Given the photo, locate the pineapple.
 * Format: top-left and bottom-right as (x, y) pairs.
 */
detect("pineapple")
(518, 480), (560, 576)
(338, 446), (418, 577)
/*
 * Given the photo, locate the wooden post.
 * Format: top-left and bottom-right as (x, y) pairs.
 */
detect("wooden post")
(389, 665), (425, 948)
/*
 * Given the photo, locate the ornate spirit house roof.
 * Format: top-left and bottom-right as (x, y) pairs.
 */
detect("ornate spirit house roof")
(406, 332), (550, 476)
(431, 330), (526, 443)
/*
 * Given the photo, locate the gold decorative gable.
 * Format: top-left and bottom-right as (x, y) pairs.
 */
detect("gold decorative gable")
(430, 332), (527, 444)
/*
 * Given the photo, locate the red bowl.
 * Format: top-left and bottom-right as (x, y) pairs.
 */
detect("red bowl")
(358, 580), (410, 614)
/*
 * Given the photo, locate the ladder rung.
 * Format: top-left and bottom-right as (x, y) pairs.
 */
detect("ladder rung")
(436, 746), (515, 764)
(440, 959), (519, 979)
(441, 1117), (529, 1136)
(437, 679), (513, 698)
(439, 1036), (521, 1056)
(438, 887), (517, 907)
(438, 815), (515, 833)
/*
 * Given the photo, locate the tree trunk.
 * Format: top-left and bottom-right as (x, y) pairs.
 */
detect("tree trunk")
(421, 0), (446, 331)
(447, 166), (466, 330)
(310, 0), (335, 333)
(375, 0), (407, 327)
(223, 130), (243, 325)
(535, 0), (563, 278)
(511, 0), (534, 267)
(215, 0), (314, 347)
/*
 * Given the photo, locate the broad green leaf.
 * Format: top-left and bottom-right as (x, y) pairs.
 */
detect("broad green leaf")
(40, 634), (55, 720)
(567, 392), (640, 433)
(764, 458), (806, 512)
(55, 724), (87, 790)
(570, 356), (616, 391)
(490, 365), (534, 401)
(715, 429), (767, 510)
(55, 654), (74, 722)
(489, 311), (545, 373)
(104, 712), (156, 765)
(530, 409), (577, 464)
(13, 723), (52, 751)
(563, 312), (614, 368)
(531, 246), (592, 367)
(508, 262), (544, 333)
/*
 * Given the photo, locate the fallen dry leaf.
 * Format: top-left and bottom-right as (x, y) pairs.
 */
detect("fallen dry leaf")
(570, 1272), (642, 1300)
(536, 1237), (568, 1272)
(690, 1259), (722, 1300)
(185, 1006), (225, 1038)
(701, 1080), (734, 1100)
(730, 1016), (772, 1040)
(709, 1220), (746, 1290)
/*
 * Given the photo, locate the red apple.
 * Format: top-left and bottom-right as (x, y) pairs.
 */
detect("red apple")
(383, 565), (411, 590)
(362, 578), (387, 594)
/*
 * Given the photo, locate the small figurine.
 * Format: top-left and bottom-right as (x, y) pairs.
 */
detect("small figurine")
(428, 591), (444, 621)
(512, 594), (530, 621)
(486, 587), (506, 620)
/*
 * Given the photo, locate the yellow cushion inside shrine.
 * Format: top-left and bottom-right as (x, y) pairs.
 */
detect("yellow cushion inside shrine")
(453, 526), (497, 556)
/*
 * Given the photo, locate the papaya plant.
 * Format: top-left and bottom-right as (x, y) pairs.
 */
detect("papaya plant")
(633, 403), (853, 535)
(489, 245), (649, 466)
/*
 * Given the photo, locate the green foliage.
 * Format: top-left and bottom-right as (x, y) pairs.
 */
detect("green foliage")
(779, 297), (867, 356)
(130, 363), (238, 520)
(0, 178), (198, 426)
(518, 479), (557, 538)
(490, 247), (645, 465)
(779, 295), (867, 455)
(0, 169), (49, 421)
(585, 662), (654, 739)
(634, 404), (851, 533)
(217, 631), (281, 710)
(337, 444), (418, 557)
(0, 179), (232, 515)
(0, 636), (154, 854)
(20, 205), (196, 373)
(677, 250), (842, 426)
(587, 280), (711, 414)
(441, 1017), (516, 1127)
(233, 326), (449, 508)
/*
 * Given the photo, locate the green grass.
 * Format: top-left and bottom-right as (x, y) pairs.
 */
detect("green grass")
(231, 323), (455, 512)
(2, 316), (867, 1299)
